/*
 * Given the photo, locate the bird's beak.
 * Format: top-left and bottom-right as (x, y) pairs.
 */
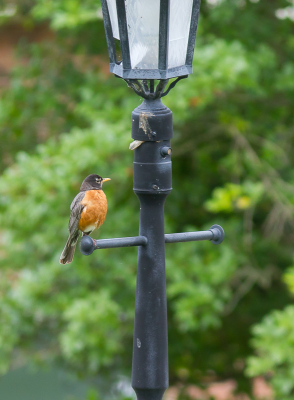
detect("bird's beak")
(102, 178), (111, 183)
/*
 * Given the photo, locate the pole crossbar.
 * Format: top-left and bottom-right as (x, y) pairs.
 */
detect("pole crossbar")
(79, 224), (224, 256)
(165, 224), (224, 245)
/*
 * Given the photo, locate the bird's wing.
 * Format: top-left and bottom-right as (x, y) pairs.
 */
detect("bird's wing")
(68, 191), (86, 234)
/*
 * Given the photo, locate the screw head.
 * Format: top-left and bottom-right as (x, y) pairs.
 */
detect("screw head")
(160, 146), (172, 157)
(152, 185), (159, 190)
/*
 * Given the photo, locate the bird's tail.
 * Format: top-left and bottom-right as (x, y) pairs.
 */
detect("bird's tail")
(59, 231), (80, 264)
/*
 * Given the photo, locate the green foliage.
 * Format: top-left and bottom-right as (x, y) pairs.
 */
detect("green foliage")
(167, 241), (237, 331)
(246, 306), (294, 399)
(1, 0), (294, 397)
(205, 182), (264, 213)
(0, 42), (90, 171)
(0, 301), (22, 374)
(60, 290), (121, 371)
(246, 264), (294, 399)
(32, 0), (100, 29)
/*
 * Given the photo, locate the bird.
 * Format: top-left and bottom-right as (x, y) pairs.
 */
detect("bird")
(59, 174), (111, 264)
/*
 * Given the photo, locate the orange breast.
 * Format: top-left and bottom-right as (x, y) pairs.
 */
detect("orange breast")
(78, 190), (108, 233)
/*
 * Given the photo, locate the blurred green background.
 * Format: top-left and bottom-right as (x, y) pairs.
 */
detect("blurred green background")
(0, 0), (294, 399)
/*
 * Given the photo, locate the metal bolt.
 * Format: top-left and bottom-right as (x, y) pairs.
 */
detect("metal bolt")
(160, 146), (172, 157)
(152, 185), (159, 190)
(152, 131), (156, 136)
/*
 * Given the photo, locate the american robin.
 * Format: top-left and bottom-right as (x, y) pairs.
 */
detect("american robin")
(59, 174), (111, 264)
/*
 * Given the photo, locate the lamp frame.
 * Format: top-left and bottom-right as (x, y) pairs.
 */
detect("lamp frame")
(100, 0), (201, 80)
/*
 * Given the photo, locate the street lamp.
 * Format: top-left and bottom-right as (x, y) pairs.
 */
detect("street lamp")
(101, 0), (200, 78)
(80, 2), (224, 400)
(100, 0), (201, 97)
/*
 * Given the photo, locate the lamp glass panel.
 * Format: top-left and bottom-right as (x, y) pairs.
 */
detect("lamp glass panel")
(125, 0), (160, 69)
(107, 0), (120, 39)
(168, 0), (193, 68)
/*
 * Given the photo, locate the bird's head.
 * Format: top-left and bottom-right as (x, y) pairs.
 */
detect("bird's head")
(80, 174), (111, 191)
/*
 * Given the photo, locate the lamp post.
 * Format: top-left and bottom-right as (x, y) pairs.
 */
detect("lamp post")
(80, 1), (224, 399)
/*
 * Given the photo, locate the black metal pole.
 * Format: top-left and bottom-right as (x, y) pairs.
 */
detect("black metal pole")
(132, 192), (169, 400)
(78, 97), (225, 400)
(131, 99), (173, 400)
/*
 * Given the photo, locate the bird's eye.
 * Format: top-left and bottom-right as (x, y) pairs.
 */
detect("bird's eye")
(96, 178), (99, 182)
